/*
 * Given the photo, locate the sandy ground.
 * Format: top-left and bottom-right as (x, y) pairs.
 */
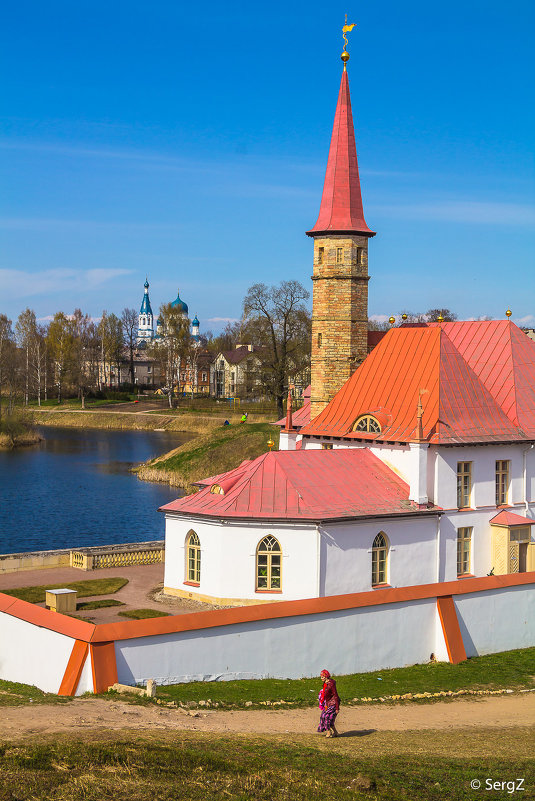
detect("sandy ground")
(1, 694), (533, 740)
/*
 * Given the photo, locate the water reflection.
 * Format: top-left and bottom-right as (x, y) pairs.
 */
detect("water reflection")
(0, 427), (188, 554)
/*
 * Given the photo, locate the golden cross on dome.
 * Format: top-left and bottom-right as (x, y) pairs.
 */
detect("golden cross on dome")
(341, 14), (356, 68)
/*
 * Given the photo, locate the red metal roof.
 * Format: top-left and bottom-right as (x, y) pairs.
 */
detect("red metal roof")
(301, 321), (535, 444)
(489, 510), (535, 527)
(160, 448), (423, 522)
(307, 69), (374, 237)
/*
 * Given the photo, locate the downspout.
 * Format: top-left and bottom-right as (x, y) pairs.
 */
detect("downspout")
(523, 444), (534, 518)
(316, 524), (321, 597)
(435, 515), (441, 583)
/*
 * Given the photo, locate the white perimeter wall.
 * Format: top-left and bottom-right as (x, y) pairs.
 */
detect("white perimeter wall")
(0, 612), (77, 694)
(164, 516), (318, 601)
(114, 597), (443, 685)
(113, 582), (535, 686)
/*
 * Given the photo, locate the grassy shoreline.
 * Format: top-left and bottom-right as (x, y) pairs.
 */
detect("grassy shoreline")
(135, 422), (277, 489)
(25, 408), (229, 435)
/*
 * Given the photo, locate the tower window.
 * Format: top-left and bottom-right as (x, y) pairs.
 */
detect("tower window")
(317, 333), (322, 348)
(336, 247), (343, 264)
(318, 246), (324, 264)
(356, 247), (363, 265)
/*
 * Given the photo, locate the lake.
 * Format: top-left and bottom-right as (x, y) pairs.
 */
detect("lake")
(0, 427), (188, 555)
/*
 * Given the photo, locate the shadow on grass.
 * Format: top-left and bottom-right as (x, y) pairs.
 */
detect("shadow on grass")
(338, 728), (376, 738)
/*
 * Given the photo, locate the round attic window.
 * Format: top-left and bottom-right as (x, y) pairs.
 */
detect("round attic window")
(352, 414), (381, 434)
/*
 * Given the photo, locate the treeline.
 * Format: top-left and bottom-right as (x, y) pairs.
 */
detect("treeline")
(0, 279), (313, 420)
(0, 307), (141, 420)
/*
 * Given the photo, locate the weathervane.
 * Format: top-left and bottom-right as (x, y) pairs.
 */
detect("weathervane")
(341, 14), (356, 68)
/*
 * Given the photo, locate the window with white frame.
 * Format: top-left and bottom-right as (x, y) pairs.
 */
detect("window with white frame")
(256, 536), (282, 590)
(186, 531), (201, 583)
(457, 527), (472, 576)
(457, 462), (472, 508)
(372, 532), (388, 586)
(495, 460), (510, 506)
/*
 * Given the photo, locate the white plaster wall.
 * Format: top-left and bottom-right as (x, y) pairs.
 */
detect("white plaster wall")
(76, 648), (94, 695)
(164, 516), (318, 601)
(435, 444), (528, 511)
(321, 517), (439, 595)
(114, 598), (439, 685)
(454, 586), (535, 657)
(0, 612), (75, 694)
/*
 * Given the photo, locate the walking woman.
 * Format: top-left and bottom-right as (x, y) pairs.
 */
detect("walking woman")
(317, 669), (340, 737)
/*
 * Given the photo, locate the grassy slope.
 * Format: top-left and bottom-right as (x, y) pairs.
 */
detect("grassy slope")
(0, 729), (532, 801)
(153, 647), (535, 708)
(136, 422), (277, 488)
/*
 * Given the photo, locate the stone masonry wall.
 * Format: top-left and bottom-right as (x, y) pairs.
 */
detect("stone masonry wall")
(310, 235), (370, 419)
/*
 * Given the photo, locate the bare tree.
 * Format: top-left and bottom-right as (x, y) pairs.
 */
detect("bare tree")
(243, 280), (311, 417)
(121, 307), (138, 385)
(149, 304), (191, 407)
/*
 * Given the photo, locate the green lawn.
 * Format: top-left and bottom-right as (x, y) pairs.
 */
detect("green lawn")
(2, 577), (128, 604)
(118, 608), (170, 620)
(0, 729), (532, 801)
(77, 599), (125, 610)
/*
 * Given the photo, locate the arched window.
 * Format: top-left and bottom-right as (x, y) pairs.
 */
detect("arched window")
(256, 535), (282, 591)
(353, 414), (381, 433)
(372, 532), (388, 586)
(186, 531), (201, 583)
(210, 483), (224, 495)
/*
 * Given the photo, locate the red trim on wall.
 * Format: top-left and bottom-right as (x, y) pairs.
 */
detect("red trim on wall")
(183, 581), (200, 587)
(437, 596), (468, 664)
(0, 594), (95, 640)
(90, 642), (118, 694)
(58, 640), (88, 696)
(1, 572), (534, 645)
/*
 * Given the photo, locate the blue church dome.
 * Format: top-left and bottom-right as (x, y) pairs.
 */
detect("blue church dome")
(192, 315), (199, 326)
(170, 288), (188, 314)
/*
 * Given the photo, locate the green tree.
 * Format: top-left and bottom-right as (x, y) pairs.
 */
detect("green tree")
(46, 312), (76, 403)
(0, 315), (17, 421)
(99, 312), (125, 388)
(15, 308), (38, 405)
(243, 280), (311, 417)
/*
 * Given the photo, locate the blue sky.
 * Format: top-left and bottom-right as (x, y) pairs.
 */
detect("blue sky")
(1, 0), (534, 331)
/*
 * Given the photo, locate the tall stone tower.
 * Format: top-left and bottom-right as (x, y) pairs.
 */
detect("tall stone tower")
(307, 51), (375, 419)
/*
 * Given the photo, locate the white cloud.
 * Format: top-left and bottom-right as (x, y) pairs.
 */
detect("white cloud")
(517, 315), (535, 325)
(207, 317), (240, 324)
(0, 268), (132, 299)
(369, 314), (390, 324)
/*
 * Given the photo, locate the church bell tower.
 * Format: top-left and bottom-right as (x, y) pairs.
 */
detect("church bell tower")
(307, 32), (375, 419)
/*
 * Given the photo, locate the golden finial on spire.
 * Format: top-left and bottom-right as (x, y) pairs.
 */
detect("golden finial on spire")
(341, 14), (356, 68)
(437, 313), (444, 323)
(505, 309), (512, 319)
(401, 313), (408, 321)
(389, 316), (396, 327)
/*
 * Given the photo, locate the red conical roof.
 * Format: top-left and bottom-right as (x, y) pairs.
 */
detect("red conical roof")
(307, 69), (374, 237)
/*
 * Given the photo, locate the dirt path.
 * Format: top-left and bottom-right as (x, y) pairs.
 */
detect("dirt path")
(1, 694), (533, 740)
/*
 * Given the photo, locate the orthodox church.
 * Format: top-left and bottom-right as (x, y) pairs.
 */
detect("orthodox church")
(136, 281), (200, 345)
(161, 45), (535, 606)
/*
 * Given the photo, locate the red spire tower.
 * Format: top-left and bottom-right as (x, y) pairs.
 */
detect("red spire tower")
(307, 37), (375, 418)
